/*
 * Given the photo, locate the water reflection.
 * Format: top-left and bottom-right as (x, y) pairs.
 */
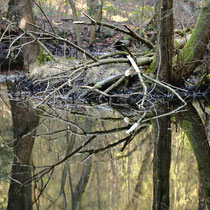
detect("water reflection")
(0, 83), (209, 210)
(7, 99), (40, 210)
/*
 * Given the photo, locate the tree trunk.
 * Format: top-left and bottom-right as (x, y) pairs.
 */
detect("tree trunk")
(180, 103), (210, 209)
(158, 0), (174, 82)
(132, 145), (152, 209)
(87, 0), (100, 17)
(71, 159), (92, 210)
(7, 99), (40, 210)
(153, 115), (171, 210)
(7, 0), (39, 70)
(153, 1), (173, 209)
(89, 0), (103, 46)
(198, 180), (206, 210)
(71, 118), (93, 210)
(68, 0), (83, 51)
(172, 0), (210, 82)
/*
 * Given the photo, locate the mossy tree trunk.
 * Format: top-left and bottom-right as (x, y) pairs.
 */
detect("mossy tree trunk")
(172, 0), (210, 83)
(180, 103), (210, 209)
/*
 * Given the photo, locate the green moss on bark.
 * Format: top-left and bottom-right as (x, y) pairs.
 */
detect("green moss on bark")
(172, 3), (210, 81)
(180, 104), (210, 208)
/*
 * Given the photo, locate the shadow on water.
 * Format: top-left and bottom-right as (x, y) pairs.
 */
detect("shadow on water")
(0, 78), (209, 210)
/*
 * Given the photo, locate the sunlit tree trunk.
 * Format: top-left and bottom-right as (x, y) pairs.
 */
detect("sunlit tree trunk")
(7, 99), (39, 210)
(180, 103), (210, 209)
(87, 0), (103, 46)
(7, 0), (39, 70)
(68, 0), (83, 51)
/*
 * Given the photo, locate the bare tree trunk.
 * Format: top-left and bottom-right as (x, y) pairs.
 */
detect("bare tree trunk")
(132, 145), (152, 209)
(87, 0), (103, 46)
(71, 118), (93, 210)
(158, 0), (174, 82)
(71, 159), (92, 210)
(153, 115), (171, 210)
(7, 99), (39, 210)
(153, 1), (173, 209)
(180, 103), (210, 209)
(7, 0), (39, 70)
(65, 0), (69, 16)
(68, 0), (83, 51)
(89, 0), (103, 46)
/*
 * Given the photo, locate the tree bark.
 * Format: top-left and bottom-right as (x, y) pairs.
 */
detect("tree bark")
(153, 1), (173, 209)
(71, 159), (92, 210)
(132, 145), (152, 209)
(89, 0), (103, 46)
(180, 103), (210, 209)
(198, 180), (206, 210)
(7, 100), (40, 210)
(7, 0), (39, 70)
(68, 0), (83, 50)
(153, 116), (171, 210)
(71, 118), (93, 210)
(172, 0), (210, 82)
(158, 0), (174, 82)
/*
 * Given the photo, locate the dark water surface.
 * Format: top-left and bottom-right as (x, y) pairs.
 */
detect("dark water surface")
(0, 79), (207, 210)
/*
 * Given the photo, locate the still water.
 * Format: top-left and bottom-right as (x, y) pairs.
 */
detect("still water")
(0, 82), (207, 210)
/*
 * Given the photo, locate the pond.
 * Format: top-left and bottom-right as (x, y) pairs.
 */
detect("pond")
(0, 77), (209, 210)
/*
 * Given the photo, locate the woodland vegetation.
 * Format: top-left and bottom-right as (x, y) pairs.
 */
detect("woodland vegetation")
(0, 0), (209, 209)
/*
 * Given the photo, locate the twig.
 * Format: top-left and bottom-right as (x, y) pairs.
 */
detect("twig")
(142, 73), (186, 104)
(124, 25), (154, 49)
(6, 32), (26, 59)
(0, 22), (16, 42)
(34, 1), (55, 34)
(126, 112), (147, 134)
(127, 55), (148, 108)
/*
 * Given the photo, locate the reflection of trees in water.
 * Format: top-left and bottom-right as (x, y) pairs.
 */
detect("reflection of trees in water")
(7, 100), (40, 210)
(0, 89), (209, 209)
(180, 103), (210, 210)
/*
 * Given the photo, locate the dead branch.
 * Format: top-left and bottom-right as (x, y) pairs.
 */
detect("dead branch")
(75, 13), (154, 49)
